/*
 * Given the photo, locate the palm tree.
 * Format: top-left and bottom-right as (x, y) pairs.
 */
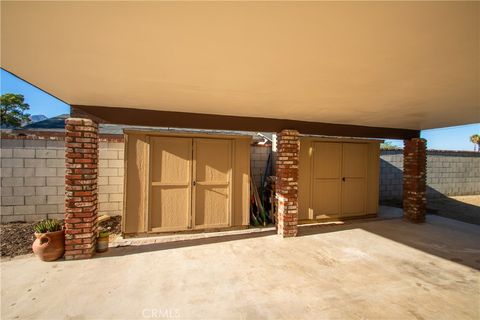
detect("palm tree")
(470, 134), (480, 152)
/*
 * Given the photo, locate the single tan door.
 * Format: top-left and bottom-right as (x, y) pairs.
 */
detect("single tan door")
(311, 142), (342, 218)
(193, 139), (232, 228)
(341, 143), (367, 216)
(149, 137), (192, 232)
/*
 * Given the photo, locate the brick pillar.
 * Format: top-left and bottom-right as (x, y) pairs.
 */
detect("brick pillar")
(64, 118), (99, 259)
(403, 138), (427, 223)
(275, 130), (300, 237)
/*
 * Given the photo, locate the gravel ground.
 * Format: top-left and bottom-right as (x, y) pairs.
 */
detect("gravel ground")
(0, 221), (37, 258)
(0, 216), (122, 258)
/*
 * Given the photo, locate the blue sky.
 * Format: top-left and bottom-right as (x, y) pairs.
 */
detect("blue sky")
(1, 69), (70, 118)
(385, 123), (479, 151)
(1, 69), (478, 151)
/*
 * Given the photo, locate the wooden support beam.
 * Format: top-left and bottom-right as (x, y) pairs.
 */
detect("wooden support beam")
(71, 105), (419, 140)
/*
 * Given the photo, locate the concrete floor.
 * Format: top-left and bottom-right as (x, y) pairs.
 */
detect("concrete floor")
(1, 211), (479, 319)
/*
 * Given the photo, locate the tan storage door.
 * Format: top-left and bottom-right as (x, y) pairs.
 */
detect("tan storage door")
(149, 137), (192, 232)
(312, 142), (342, 218)
(341, 143), (367, 216)
(193, 139), (232, 228)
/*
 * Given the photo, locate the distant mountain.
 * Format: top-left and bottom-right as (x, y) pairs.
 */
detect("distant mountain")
(1, 114), (61, 130)
(22, 114), (69, 130)
(30, 115), (48, 123)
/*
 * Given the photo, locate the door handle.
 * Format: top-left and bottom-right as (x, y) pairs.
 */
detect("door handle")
(193, 181), (196, 186)
(342, 177), (345, 182)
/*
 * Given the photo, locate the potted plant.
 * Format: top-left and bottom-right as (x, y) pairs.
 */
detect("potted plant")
(32, 219), (64, 261)
(96, 227), (110, 253)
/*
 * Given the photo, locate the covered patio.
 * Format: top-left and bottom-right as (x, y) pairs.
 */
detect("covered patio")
(2, 210), (479, 319)
(2, 1), (479, 259)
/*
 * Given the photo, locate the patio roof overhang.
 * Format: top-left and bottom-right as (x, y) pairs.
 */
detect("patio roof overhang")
(1, 1), (479, 138)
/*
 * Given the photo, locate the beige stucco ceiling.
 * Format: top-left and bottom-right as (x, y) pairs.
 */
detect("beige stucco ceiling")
(1, 1), (479, 130)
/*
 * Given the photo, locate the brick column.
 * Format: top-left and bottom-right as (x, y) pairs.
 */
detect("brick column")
(64, 118), (99, 259)
(275, 130), (300, 237)
(403, 138), (427, 223)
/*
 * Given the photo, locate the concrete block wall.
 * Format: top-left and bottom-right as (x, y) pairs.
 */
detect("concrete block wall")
(3, 135), (478, 222)
(379, 150), (404, 200)
(98, 141), (125, 217)
(1, 139), (65, 223)
(380, 150), (480, 201)
(1, 136), (270, 223)
(250, 145), (272, 188)
(1, 137), (124, 223)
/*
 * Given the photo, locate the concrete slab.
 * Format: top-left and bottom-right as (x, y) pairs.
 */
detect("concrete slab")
(1, 214), (479, 319)
(111, 205), (401, 248)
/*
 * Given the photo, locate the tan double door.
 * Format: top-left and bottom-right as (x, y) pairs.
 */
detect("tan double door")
(312, 142), (367, 218)
(149, 137), (232, 232)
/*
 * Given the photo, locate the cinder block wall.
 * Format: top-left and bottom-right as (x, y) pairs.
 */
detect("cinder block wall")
(1, 137), (271, 223)
(97, 141), (125, 217)
(250, 145), (272, 188)
(3, 136), (478, 222)
(379, 151), (404, 201)
(1, 137), (124, 223)
(380, 150), (480, 201)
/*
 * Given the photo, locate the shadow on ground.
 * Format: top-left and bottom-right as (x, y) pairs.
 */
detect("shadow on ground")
(380, 160), (480, 225)
(96, 208), (480, 271)
(297, 213), (480, 270)
(85, 161), (480, 270)
(98, 229), (277, 258)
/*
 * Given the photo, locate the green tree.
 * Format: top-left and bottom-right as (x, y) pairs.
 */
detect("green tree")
(380, 141), (400, 150)
(0, 93), (31, 128)
(470, 134), (480, 152)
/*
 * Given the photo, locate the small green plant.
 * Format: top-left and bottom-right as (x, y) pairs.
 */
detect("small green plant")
(34, 219), (62, 234)
(380, 141), (401, 150)
(98, 227), (110, 238)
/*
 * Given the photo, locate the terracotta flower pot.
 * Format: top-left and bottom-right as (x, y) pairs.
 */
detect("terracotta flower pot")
(32, 230), (65, 261)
